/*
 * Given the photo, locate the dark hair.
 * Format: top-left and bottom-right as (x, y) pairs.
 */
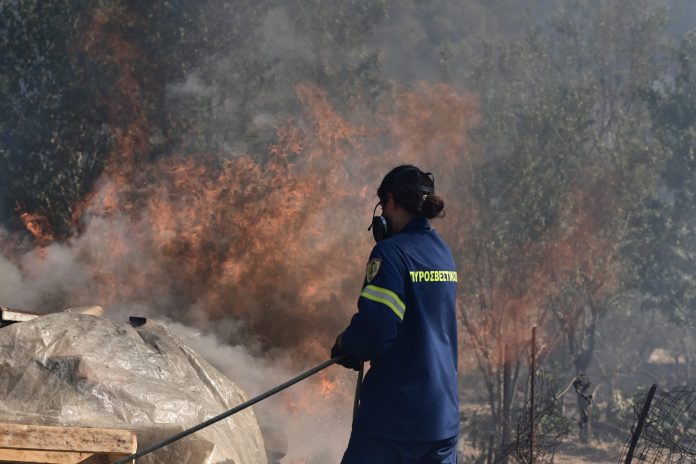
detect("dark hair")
(377, 164), (445, 219)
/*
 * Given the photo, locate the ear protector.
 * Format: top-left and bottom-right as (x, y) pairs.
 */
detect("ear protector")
(367, 185), (435, 243)
(368, 202), (389, 243)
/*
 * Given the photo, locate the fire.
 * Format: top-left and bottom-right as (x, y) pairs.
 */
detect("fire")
(26, 77), (476, 360)
(318, 373), (339, 397)
(280, 371), (352, 432)
(17, 209), (54, 245)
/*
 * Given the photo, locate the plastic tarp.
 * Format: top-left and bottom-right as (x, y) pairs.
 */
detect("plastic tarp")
(0, 312), (267, 463)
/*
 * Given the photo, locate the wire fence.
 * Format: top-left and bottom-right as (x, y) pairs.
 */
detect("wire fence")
(498, 370), (570, 464)
(619, 386), (696, 464)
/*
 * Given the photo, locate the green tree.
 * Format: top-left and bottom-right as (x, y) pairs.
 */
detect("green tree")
(0, 0), (110, 239)
(625, 31), (696, 379)
(459, 0), (669, 451)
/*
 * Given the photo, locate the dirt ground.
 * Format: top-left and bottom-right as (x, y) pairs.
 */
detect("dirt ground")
(458, 398), (627, 463)
(553, 441), (623, 464)
(459, 439), (624, 463)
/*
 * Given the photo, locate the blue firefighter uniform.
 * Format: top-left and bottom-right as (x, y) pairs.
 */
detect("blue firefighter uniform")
(339, 217), (459, 458)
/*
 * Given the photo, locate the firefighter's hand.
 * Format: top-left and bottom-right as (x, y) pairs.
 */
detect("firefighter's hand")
(331, 335), (362, 371)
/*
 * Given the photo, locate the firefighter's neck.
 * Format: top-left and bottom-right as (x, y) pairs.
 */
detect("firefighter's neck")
(384, 197), (416, 235)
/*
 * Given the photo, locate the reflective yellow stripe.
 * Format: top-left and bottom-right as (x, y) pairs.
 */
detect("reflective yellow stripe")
(360, 285), (406, 321)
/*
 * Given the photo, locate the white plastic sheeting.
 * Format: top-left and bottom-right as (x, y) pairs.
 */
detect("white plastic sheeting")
(0, 312), (267, 464)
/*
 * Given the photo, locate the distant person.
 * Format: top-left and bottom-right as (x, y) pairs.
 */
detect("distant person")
(331, 164), (459, 463)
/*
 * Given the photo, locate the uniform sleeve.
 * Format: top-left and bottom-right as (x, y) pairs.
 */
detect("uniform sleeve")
(339, 243), (406, 362)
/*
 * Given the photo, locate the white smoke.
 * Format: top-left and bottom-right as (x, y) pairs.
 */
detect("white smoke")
(0, 225), (356, 462)
(167, 321), (355, 462)
(0, 242), (89, 311)
(0, 253), (24, 307)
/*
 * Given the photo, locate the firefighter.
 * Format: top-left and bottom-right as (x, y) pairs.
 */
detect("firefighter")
(331, 164), (459, 463)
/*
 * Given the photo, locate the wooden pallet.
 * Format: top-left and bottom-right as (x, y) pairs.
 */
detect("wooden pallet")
(0, 423), (136, 464)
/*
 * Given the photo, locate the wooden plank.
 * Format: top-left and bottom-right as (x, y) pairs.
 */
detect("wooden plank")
(0, 447), (94, 463)
(0, 449), (133, 464)
(0, 423), (136, 454)
(0, 307), (39, 323)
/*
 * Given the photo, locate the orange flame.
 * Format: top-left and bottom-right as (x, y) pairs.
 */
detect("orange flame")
(44, 78), (480, 363)
(16, 207), (54, 245)
(318, 373), (339, 397)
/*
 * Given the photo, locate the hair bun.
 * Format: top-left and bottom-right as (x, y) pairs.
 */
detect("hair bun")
(422, 194), (445, 219)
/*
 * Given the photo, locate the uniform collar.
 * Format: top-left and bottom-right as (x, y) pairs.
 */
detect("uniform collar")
(403, 217), (432, 232)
